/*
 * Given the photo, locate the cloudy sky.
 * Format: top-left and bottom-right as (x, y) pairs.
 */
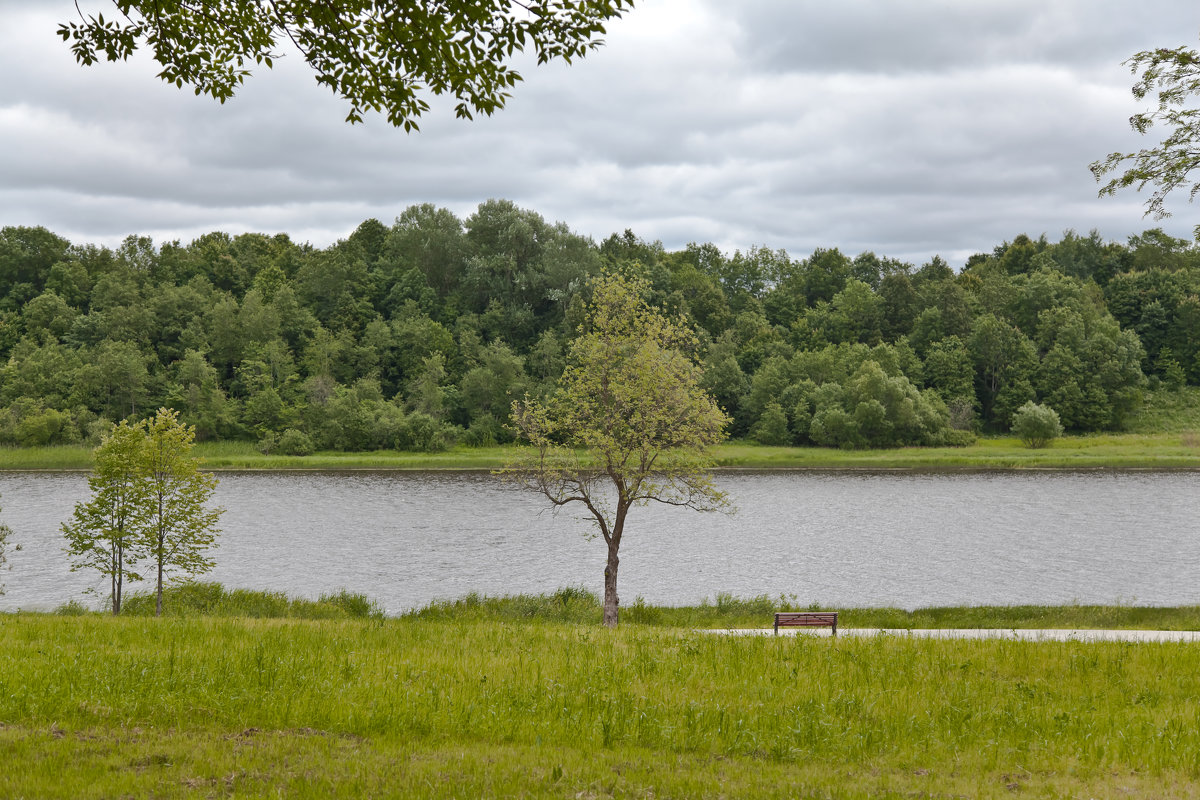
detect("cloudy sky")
(1, 1), (1197, 267)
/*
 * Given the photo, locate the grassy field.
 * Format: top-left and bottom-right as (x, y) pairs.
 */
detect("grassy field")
(3, 612), (1200, 798)
(3, 431), (1200, 471)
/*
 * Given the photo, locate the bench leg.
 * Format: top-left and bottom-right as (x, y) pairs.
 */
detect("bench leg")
(832, 621), (837, 637)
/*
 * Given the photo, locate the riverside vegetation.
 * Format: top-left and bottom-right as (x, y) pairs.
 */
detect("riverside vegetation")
(1, 215), (1199, 458)
(5, 587), (1200, 798)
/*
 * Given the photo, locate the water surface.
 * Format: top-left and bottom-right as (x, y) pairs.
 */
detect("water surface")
(1, 470), (1197, 614)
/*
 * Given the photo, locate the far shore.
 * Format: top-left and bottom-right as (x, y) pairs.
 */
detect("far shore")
(2, 433), (1200, 472)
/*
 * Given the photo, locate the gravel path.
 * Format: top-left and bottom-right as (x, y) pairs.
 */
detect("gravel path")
(702, 628), (1200, 642)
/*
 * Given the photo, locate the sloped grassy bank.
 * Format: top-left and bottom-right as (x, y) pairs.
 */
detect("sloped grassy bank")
(4, 603), (1200, 798)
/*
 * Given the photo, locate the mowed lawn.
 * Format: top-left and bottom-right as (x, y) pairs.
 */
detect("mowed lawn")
(3, 614), (1200, 798)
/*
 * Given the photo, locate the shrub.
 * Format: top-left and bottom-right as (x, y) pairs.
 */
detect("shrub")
(275, 428), (315, 456)
(1011, 401), (1063, 448)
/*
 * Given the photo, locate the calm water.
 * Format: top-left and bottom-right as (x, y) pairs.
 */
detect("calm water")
(1, 470), (1198, 614)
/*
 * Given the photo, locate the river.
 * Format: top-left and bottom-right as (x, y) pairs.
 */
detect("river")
(1, 470), (1197, 614)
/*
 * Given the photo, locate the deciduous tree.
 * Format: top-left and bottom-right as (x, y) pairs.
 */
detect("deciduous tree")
(59, 1), (633, 130)
(62, 421), (148, 614)
(141, 408), (222, 616)
(506, 272), (730, 628)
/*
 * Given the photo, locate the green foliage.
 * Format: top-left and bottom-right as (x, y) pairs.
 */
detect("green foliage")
(750, 401), (791, 445)
(801, 361), (953, 449)
(59, 1), (633, 130)
(142, 409), (222, 615)
(1011, 401), (1064, 448)
(0, 211), (1181, 455)
(1091, 40), (1200, 238)
(275, 428), (315, 456)
(62, 410), (223, 615)
(61, 420), (148, 614)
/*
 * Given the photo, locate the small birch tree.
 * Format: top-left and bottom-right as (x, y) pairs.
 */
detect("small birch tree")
(62, 421), (148, 614)
(506, 271), (731, 628)
(142, 408), (222, 616)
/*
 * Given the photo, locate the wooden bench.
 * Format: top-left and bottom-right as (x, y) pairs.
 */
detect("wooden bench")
(774, 611), (838, 636)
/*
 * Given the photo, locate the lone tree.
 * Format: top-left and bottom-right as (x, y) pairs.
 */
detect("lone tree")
(1091, 39), (1200, 238)
(142, 408), (222, 617)
(58, 1), (633, 130)
(62, 421), (149, 615)
(507, 272), (731, 628)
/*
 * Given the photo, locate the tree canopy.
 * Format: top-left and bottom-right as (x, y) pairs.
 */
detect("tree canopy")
(59, 0), (633, 129)
(1092, 40), (1200, 239)
(0, 209), (1191, 457)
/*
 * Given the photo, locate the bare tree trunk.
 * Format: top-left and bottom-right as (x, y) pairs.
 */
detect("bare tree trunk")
(603, 544), (620, 628)
(156, 556), (163, 617)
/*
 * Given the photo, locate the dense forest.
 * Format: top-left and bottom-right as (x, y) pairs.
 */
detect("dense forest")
(0, 200), (1197, 452)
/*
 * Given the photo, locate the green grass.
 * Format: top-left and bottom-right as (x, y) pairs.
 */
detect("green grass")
(3, 614), (1200, 798)
(55, 584), (1200, 631)
(409, 589), (1200, 631)
(713, 432), (1200, 469)
(108, 582), (385, 620)
(1128, 386), (1200, 434)
(5, 433), (1200, 471)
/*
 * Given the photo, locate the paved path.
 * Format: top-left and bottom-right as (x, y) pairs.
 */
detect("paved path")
(700, 628), (1200, 643)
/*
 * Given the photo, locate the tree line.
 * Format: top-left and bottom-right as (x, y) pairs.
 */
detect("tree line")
(0, 204), (1196, 451)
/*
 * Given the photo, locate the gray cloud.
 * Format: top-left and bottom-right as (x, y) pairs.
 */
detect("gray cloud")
(0, 0), (1196, 266)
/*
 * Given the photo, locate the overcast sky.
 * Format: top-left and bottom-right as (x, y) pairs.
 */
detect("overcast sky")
(1, 1), (1197, 267)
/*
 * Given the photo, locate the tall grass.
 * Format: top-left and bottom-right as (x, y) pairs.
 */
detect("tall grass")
(3, 615), (1200, 797)
(404, 590), (1200, 630)
(1128, 387), (1200, 434)
(65, 581), (384, 620)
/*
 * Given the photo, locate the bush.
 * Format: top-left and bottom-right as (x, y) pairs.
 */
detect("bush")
(1011, 401), (1063, 448)
(275, 428), (315, 456)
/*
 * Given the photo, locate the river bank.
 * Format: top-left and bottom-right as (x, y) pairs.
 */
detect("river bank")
(2, 432), (1200, 471)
